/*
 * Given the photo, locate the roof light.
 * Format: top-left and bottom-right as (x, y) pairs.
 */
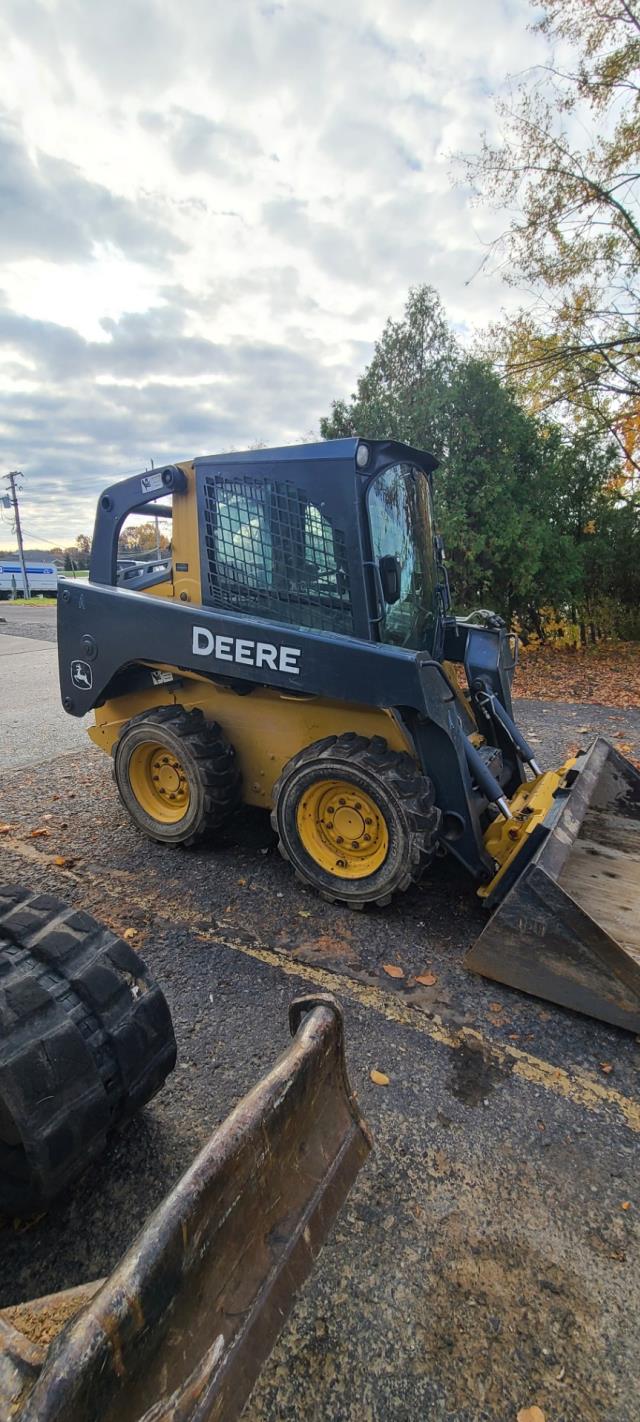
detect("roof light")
(356, 443), (370, 469)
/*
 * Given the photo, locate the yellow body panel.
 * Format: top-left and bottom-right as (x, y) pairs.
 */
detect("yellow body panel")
(89, 676), (413, 809)
(143, 579), (174, 599)
(478, 759), (577, 899)
(171, 461), (202, 607)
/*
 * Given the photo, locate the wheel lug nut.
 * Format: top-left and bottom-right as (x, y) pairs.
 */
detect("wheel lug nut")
(354, 802), (361, 811)
(337, 836), (344, 844)
(352, 841), (360, 848)
(365, 818), (373, 825)
(339, 798), (346, 805)
(327, 806), (334, 814)
(326, 821), (333, 829)
(364, 834), (371, 841)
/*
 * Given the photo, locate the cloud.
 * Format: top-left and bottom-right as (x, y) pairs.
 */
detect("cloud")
(0, 293), (365, 541)
(0, 118), (184, 265)
(0, 0), (551, 545)
(139, 107), (262, 178)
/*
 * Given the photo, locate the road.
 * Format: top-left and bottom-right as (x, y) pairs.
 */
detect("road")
(1, 605), (639, 1421)
(0, 604), (91, 768)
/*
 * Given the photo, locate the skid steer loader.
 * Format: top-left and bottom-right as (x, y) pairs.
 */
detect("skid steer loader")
(58, 439), (640, 1032)
(0, 883), (370, 1420)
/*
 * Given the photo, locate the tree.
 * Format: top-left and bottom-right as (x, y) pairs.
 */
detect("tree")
(320, 283), (636, 631)
(118, 521), (170, 555)
(322, 286), (571, 621)
(461, 0), (640, 477)
(321, 286), (456, 455)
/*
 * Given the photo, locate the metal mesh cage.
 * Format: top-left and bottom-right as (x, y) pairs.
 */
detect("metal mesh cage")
(202, 474), (353, 634)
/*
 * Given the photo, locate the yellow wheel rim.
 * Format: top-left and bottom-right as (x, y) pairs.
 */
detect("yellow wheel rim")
(296, 779), (389, 879)
(128, 741), (190, 824)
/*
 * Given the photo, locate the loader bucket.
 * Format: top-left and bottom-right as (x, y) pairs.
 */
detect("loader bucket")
(2, 995), (371, 1422)
(465, 738), (640, 1032)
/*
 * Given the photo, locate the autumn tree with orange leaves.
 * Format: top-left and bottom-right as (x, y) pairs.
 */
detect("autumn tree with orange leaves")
(462, 0), (640, 486)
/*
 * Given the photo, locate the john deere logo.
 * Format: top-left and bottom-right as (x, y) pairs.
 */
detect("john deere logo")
(71, 660), (93, 690)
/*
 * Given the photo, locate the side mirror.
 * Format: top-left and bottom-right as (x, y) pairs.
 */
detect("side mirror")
(379, 554), (400, 605)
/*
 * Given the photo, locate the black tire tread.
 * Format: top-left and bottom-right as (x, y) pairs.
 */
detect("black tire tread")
(0, 885), (176, 1214)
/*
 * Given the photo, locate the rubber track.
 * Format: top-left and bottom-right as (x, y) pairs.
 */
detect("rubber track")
(272, 732), (441, 907)
(0, 886), (176, 1214)
(117, 704), (241, 844)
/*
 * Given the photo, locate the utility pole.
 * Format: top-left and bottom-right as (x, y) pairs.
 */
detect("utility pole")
(4, 471), (30, 599)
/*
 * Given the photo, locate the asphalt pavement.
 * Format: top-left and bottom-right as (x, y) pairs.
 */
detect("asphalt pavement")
(0, 605), (91, 768)
(1, 605), (639, 1422)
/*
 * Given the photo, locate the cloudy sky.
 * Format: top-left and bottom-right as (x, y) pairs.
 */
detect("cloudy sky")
(0, 0), (549, 549)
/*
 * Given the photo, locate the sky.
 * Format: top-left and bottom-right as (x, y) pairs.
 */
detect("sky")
(0, 0), (550, 549)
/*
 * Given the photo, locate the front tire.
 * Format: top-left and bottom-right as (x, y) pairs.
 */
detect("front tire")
(271, 733), (441, 908)
(114, 705), (241, 847)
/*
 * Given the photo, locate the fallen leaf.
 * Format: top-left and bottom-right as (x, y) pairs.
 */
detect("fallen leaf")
(382, 964), (405, 979)
(29, 828), (49, 839)
(488, 1002), (503, 1014)
(237, 877), (246, 886)
(52, 855), (72, 868)
(123, 928), (138, 940)
(621, 1201), (631, 1210)
(517, 1408), (546, 1422)
(415, 972), (437, 987)
(298, 910), (312, 918)
(0, 824), (13, 834)
(600, 1062), (614, 1074)
(370, 1069), (390, 1086)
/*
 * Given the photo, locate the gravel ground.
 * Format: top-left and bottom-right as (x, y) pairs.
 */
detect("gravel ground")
(1, 611), (639, 1421)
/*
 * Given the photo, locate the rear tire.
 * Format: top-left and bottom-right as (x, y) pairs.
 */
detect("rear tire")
(271, 733), (441, 908)
(0, 886), (176, 1215)
(114, 705), (241, 847)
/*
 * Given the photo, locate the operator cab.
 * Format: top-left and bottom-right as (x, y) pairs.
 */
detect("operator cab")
(194, 437), (445, 656)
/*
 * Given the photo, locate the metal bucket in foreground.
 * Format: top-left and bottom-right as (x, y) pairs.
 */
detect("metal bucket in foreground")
(465, 738), (640, 1032)
(1, 995), (371, 1422)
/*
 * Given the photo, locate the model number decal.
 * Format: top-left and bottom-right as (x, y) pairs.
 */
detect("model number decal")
(192, 626), (301, 675)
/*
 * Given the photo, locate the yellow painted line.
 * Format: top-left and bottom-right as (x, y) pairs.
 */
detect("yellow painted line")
(201, 932), (640, 1135)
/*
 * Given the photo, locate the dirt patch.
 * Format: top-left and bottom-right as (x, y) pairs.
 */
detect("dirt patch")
(1, 1280), (101, 1350)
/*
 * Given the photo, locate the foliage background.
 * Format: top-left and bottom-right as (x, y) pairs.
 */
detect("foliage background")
(321, 286), (640, 638)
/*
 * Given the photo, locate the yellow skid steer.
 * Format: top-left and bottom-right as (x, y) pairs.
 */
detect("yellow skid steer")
(57, 440), (640, 1031)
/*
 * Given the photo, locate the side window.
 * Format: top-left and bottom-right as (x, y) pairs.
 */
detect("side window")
(213, 487), (272, 589)
(202, 474), (353, 634)
(303, 503), (347, 596)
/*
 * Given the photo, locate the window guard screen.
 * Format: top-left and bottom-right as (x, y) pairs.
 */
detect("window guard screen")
(202, 473), (353, 634)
